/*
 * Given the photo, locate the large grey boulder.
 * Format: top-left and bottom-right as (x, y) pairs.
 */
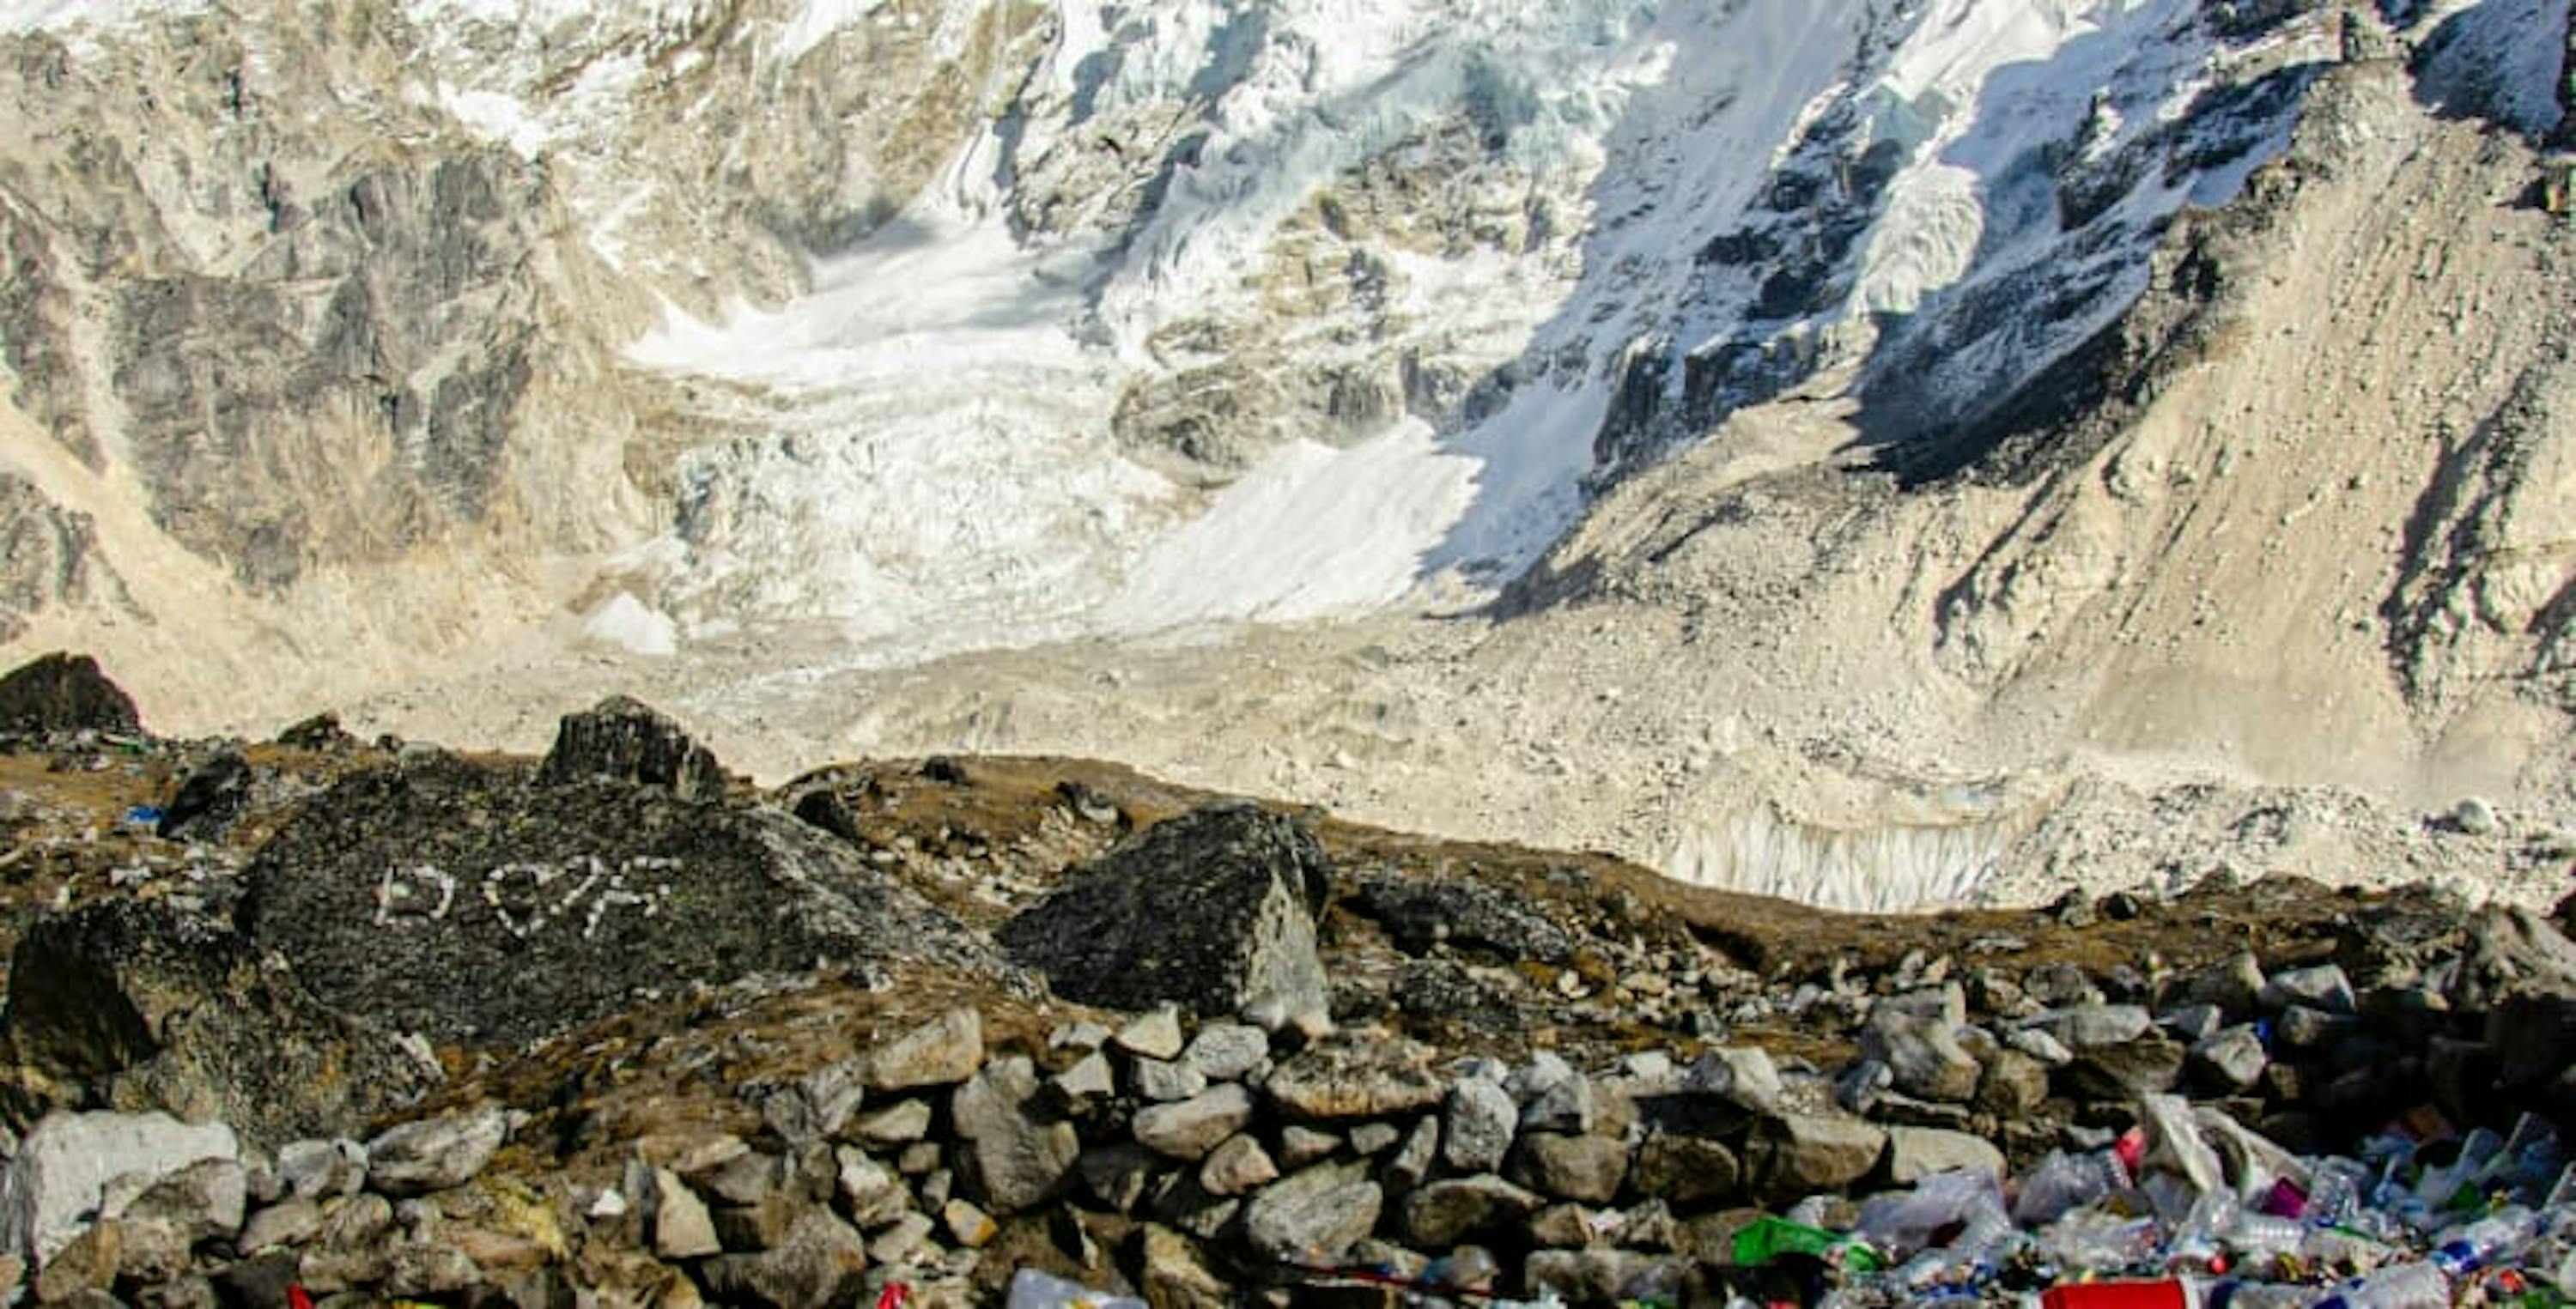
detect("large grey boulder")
(949, 1058), (1079, 1215)
(1857, 1008), (1980, 1104)
(0, 899), (434, 1150)
(1, 1111), (237, 1266)
(1746, 1113), (1886, 1199)
(997, 806), (1331, 1019)
(1264, 1032), (1446, 1122)
(237, 753), (1010, 1046)
(1243, 1161), (1381, 1261)
(535, 696), (727, 801)
(364, 1107), (508, 1197)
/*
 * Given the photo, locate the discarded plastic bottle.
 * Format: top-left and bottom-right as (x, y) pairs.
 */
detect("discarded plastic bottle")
(2312, 1261), (2450, 1309)
(2015, 1150), (2132, 1225)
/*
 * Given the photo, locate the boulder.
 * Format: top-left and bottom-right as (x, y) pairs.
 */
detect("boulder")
(1133, 1085), (1255, 1161)
(1442, 1078), (1518, 1173)
(1526, 1250), (1688, 1305)
(1629, 1135), (1741, 1207)
(997, 806), (1331, 1019)
(2189, 1027), (2269, 1092)
(235, 754), (1008, 1046)
(1197, 1134), (1279, 1197)
(1973, 1049), (2051, 1118)
(1400, 1175), (1542, 1247)
(155, 752), (253, 842)
(1746, 1114), (1886, 1199)
(949, 1058), (1078, 1215)
(1509, 1133), (1628, 1205)
(2451, 908), (2576, 1009)
(863, 1009), (983, 1093)
(1, 1111), (237, 1265)
(1685, 1047), (1784, 1113)
(2261, 964), (2356, 1015)
(1242, 1161), (1381, 1261)
(534, 696), (726, 801)
(1110, 1006), (1185, 1062)
(1349, 875), (1578, 963)
(0, 653), (139, 737)
(1263, 1032), (1446, 1121)
(698, 1211), (868, 1309)
(2022, 1005), (2152, 1051)
(0, 899), (434, 1150)
(1882, 1128), (2007, 1185)
(2063, 1034), (2186, 1100)
(112, 1157), (247, 1244)
(364, 1107), (507, 1197)
(650, 1170), (722, 1260)
(1857, 1009), (1980, 1104)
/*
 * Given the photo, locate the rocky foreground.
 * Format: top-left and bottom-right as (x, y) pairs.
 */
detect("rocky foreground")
(0, 653), (2572, 1307)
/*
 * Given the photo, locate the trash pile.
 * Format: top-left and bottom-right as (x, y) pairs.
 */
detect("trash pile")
(1577, 1099), (2575, 1308)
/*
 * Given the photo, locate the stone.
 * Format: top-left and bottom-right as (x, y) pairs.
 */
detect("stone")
(1278, 1127), (1340, 1167)
(1242, 1161), (1381, 1261)
(364, 1107), (508, 1197)
(1049, 1053), (1117, 1106)
(1521, 1070), (1595, 1135)
(0, 900), (435, 1150)
(534, 696), (726, 801)
(939, 1198), (995, 1248)
(156, 752), (253, 842)
(1526, 1250), (1688, 1305)
(2273, 1005), (2354, 1049)
(2023, 1005), (2151, 1051)
(1400, 1176), (1542, 1247)
(1111, 1006), (1186, 1062)
(1198, 1134), (1279, 1197)
(1264, 1033), (1446, 1121)
(1746, 1114), (1886, 1198)
(2062, 1033), (2186, 1100)
(765, 1060), (867, 1146)
(866, 1009), (985, 1093)
(699, 1211), (869, 1309)
(2005, 1027), (2075, 1066)
(2451, 908), (2576, 1009)
(1349, 875), (1578, 963)
(2451, 797), (2501, 836)
(1527, 1203), (1601, 1249)
(33, 1221), (118, 1302)
(1134, 1085), (1256, 1161)
(997, 806), (1332, 1019)
(1132, 1058), (1207, 1103)
(1348, 1122), (1402, 1156)
(114, 1156), (247, 1243)
(1973, 1049), (2051, 1118)
(1857, 1008), (1980, 1103)
(864, 1211), (935, 1267)
(210, 1251), (300, 1309)
(949, 1058), (1079, 1215)
(1138, 1225), (1230, 1309)
(274, 1141), (365, 1201)
(712, 1193), (807, 1252)
(1882, 1128), (2007, 1185)
(0, 653), (140, 737)
(386, 1241), (483, 1299)
(239, 756), (1008, 1050)
(846, 1100), (933, 1148)
(2158, 1003), (2225, 1043)
(2178, 953), (2269, 1020)
(1685, 1047), (1783, 1113)
(1182, 1023), (1270, 1081)
(1509, 1133), (1627, 1205)
(832, 1149), (911, 1231)
(1, 1111), (238, 1265)
(1443, 1078), (1518, 1173)
(650, 1170), (722, 1260)
(237, 1197), (325, 1252)
(2262, 964), (2356, 1015)
(2190, 1026), (2269, 1092)
(1388, 1117), (1441, 1191)
(1628, 1135), (1741, 1207)
(1076, 1145), (1158, 1213)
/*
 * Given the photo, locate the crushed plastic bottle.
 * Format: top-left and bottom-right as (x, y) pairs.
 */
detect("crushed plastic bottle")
(2018, 1150), (2134, 1225)
(1004, 1270), (1146, 1309)
(2312, 1260), (2450, 1309)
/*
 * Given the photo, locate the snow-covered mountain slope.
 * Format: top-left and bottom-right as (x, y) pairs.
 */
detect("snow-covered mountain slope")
(8, 0), (2504, 675)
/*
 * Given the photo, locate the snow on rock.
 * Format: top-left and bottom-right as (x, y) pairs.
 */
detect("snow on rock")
(581, 592), (680, 658)
(0, 1111), (239, 1267)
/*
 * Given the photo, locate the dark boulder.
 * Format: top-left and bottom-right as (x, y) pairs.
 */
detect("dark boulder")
(0, 898), (434, 1150)
(1350, 874), (1578, 963)
(0, 652), (139, 737)
(273, 712), (358, 752)
(236, 754), (1011, 1046)
(156, 751), (253, 841)
(533, 696), (726, 802)
(998, 805), (1332, 1019)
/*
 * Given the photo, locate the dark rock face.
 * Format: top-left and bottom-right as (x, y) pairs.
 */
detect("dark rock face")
(1350, 875), (1578, 963)
(0, 899), (434, 1150)
(156, 752), (252, 841)
(534, 697), (726, 802)
(997, 806), (1332, 1019)
(0, 652), (139, 736)
(236, 754), (1009, 1046)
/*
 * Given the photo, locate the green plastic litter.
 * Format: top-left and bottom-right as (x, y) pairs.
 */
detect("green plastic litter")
(1730, 1216), (1886, 1274)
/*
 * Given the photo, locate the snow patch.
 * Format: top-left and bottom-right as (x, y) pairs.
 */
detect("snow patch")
(581, 592), (679, 658)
